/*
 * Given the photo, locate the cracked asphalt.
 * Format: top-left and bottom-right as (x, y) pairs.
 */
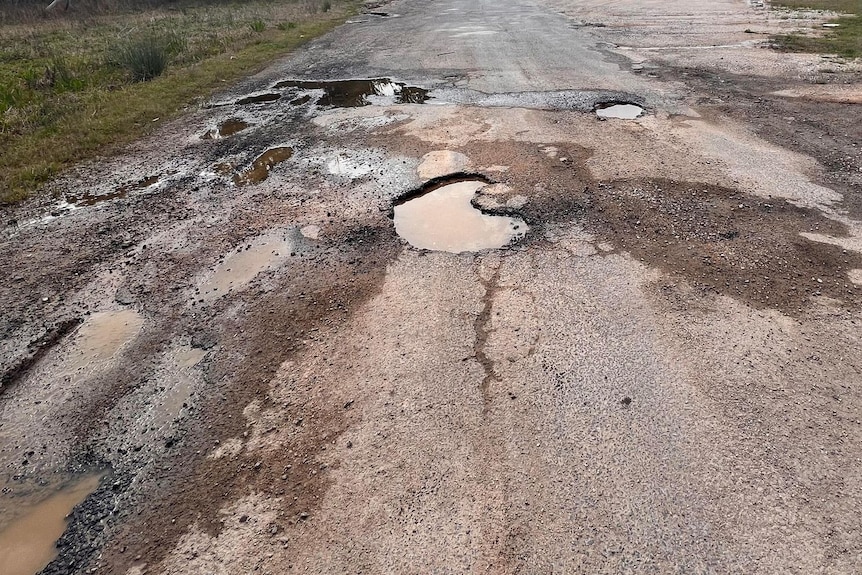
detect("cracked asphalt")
(1, 0), (862, 573)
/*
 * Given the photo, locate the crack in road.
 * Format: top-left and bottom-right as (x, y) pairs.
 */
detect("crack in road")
(475, 261), (502, 408)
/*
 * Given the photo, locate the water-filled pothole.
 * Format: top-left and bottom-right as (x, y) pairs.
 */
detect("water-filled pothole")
(233, 147), (293, 185)
(393, 177), (528, 253)
(67, 174), (161, 207)
(235, 92), (282, 106)
(272, 79), (429, 107)
(0, 473), (102, 575)
(595, 103), (644, 119)
(202, 118), (251, 139)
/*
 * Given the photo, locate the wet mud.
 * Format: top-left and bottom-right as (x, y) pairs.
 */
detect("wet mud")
(96, 225), (401, 574)
(1, 318), (81, 390)
(377, 136), (862, 316)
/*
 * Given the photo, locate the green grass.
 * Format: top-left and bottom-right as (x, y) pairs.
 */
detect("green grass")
(772, 0), (862, 58)
(0, 0), (355, 204)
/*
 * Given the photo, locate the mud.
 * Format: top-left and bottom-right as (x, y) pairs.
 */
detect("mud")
(0, 318), (81, 390)
(97, 226), (401, 574)
(0, 0), (861, 572)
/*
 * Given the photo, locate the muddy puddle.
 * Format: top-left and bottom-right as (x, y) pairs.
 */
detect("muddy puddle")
(394, 179), (527, 253)
(67, 175), (160, 207)
(0, 473), (102, 575)
(273, 79), (429, 107)
(202, 118), (251, 140)
(235, 92), (281, 106)
(596, 103), (644, 119)
(60, 309), (143, 382)
(199, 233), (294, 301)
(233, 147), (293, 185)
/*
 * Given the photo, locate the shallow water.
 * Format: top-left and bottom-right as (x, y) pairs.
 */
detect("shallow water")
(273, 79), (429, 107)
(394, 180), (527, 253)
(234, 147), (293, 185)
(0, 473), (101, 575)
(199, 233), (294, 301)
(62, 310), (144, 382)
(203, 118), (250, 139)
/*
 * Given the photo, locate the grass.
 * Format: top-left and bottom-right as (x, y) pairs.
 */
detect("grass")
(771, 0), (862, 58)
(0, 0), (355, 204)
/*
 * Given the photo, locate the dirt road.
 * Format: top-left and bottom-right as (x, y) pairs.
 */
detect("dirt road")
(2, 0), (862, 573)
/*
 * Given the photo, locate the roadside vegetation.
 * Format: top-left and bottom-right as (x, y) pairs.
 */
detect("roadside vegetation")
(0, 0), (354, 205)
(772, 0), (862, 58)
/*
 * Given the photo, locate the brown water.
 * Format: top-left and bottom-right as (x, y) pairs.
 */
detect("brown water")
(202, 118), (250, 139)
(234, 147), (294, 185)
(272, 79), (429, 107)
(62, 310), (143, 379)
(235, 92), (281, 105)
(68, 175), (160, 207)
(393, 180), (528, 253)
(0, 474), (101, 575)
(199, 233), (294, 301)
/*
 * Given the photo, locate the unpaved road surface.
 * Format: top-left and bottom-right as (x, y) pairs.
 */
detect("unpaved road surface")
(2, 0), (862, 573)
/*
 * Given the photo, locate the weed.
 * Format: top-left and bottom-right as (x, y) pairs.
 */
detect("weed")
(277, 21), (297, 30)
(113, 35), (169, 82)
(322, 1), (332, 12)
(250, 18), (266, 33)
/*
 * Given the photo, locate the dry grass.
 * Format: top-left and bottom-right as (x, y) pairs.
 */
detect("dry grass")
(0, 0), (355, 204)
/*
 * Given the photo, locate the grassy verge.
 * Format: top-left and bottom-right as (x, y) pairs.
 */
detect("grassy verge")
(771, 0), (862, 58)
(0, 0), (355, 205)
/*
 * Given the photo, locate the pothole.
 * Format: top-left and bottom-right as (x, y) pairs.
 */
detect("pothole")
(198, 232), (294, 302)
(272, 78), (429, 107)
(393, 176), (528, 253)
(67, 174), (161, 207)
(202, 118), (251, 140)
(595, 102), (644, 119)
(234, 92), (281, 106)
(233, 147), (293, 185)
(0, 472), (102, 575)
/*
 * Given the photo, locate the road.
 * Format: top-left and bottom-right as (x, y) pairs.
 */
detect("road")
(1, 0), (862, 573)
